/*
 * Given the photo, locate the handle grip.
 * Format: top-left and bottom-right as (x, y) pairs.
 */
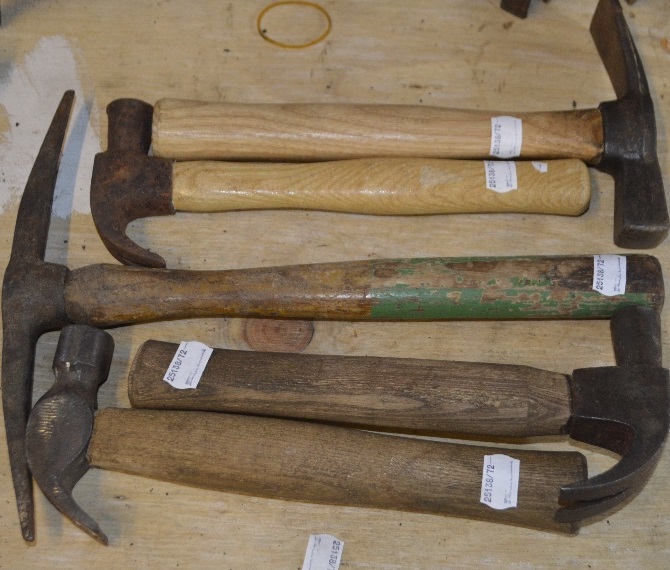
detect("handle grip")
(152, 99), (603, 163)
(90, 409), (586, 533)
(128, 341), (571, 438)
(171, 158), (590, 216)
(65, 255), (664, 327)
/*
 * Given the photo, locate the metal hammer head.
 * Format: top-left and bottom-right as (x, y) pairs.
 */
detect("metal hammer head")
(556, 305), (669, 522)
(591, 0), (668, 248)
(90, 98), (174, 268)
(2, 91), (74, 541)
(26, 324), (114, 545)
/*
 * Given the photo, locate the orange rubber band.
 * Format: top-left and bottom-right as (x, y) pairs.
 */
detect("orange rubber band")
(257, 1), (332, 49)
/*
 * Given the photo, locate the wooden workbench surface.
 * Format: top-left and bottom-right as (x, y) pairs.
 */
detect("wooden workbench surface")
(1, 0), (668, 567)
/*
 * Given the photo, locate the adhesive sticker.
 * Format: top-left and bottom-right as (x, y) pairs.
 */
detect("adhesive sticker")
(490, 116), (522, 158)
(163, 341), (213, 389)
(484, 160), (518, 193)
(302, 534), (344, 570)
(480, 454), (520, 510)
(532, 161), (548, 173)
(593, 255), (627, 297)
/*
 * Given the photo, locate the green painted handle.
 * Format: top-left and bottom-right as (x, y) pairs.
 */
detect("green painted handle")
(65, 255), (663, 326)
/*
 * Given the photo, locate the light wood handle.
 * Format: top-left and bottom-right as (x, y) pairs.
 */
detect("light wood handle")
(64, 255), (664, 327)
(152, 99), (603, 163)
(128, 341), (571, 438)
(90, 409), (585, 533)
(171, 158), (590, 216)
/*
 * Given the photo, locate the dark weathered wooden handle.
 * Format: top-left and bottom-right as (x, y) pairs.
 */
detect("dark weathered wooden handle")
(128, 341), (571, 438)
(65, 255), (663, 326)
(90, 409), (585, 533)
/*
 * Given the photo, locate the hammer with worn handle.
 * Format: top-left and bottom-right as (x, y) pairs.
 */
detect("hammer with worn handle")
(128, 306), (669, 523)
(2, 92), (664, 542)
(26, 325), (587, 544)
(147, 0), (668, 251)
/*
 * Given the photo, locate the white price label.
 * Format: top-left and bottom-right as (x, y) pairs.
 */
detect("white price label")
(490, 116), (522, 158)
(484, 160), (518, 193)
(593, 255), (627, 297)
(480, 454), (520, 510)
(302, 534), (344, 570)
(532, 161), (548, 173)
(162, 341), (213, 390)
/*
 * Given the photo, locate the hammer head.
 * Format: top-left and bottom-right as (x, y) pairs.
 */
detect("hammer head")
(26, 324), (114, 545)
(90, 98), (174, 268)
(556, 306), (669, 522)
(591, 0), (669, 248)
(2, 91), (74, 541)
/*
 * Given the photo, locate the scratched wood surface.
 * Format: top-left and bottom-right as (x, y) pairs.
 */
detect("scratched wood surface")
(0, 0), (669, 567)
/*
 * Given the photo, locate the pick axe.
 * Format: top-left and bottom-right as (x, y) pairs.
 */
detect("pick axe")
(1, 91), (664, 541)
(26, 324), (588, 543)
(128, 305), (669, 524)
(123, 0), (666, 255)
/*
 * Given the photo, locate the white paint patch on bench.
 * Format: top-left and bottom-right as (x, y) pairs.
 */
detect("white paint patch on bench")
(0, 36), (100, 217)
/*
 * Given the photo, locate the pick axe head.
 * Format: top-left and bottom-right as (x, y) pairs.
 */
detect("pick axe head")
(2, 91), (74, 541)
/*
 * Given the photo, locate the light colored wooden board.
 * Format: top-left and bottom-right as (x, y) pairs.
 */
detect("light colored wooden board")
(1, 0), (669, 567)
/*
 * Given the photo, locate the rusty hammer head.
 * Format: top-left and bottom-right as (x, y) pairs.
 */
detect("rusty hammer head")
(556, 305), (669, 522)
(591, 0), (668, 249)
(90, 0), (668, 270)
(90, 98), (173, 268)
(2, 91), (74, 541)
(26, 324), (114, 545)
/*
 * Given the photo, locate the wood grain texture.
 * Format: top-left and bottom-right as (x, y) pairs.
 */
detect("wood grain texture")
(89, 408), (585, 534)
(128, 340), (572, 437)
(63, 255), (663, 326)
(153, 100), (604, 162)
(171, 158), (591, 216)
(241, 318), (314, 352)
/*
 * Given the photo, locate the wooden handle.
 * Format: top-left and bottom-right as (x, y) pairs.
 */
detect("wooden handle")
(172, 158), (590, 216)
(65, 255), (664, 327)
(90, 409), (585, 533)
(128, 341), (571, 438)
(152, 99), (603, 163)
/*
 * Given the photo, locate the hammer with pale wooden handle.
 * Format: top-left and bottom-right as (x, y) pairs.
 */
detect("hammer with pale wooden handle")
(93, 98), (589, 268)
(146, 0), (668, 251)
(26, 325), (587, 544)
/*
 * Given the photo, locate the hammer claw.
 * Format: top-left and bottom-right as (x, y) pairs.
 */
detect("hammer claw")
(554, 486), (635, 524)
(39, 477), (109, 545)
